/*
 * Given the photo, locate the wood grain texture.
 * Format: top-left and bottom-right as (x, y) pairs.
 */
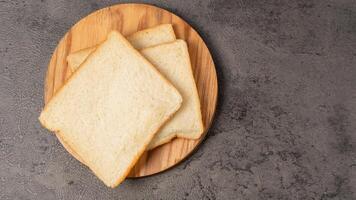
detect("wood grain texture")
(44, 3), (218, 177)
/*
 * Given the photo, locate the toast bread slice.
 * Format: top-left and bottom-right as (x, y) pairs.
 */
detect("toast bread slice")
(39, 31), (182, 187)
(59, 40), (204, 163)
(61, 24), (177, 165)
(66, 39), (204, 151)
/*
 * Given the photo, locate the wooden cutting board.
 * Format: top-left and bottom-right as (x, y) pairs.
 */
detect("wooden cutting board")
(44, 3), (218, 177)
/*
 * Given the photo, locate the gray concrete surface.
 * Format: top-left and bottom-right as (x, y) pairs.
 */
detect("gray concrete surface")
(1, 0), (356, 199)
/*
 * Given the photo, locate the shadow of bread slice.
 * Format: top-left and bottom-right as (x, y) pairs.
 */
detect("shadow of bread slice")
(39, 31), (182, 187)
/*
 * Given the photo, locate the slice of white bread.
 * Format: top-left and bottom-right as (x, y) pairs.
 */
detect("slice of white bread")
(57, 40), (204, 164)
(39, 31), (182, 187)
(66, 39), (204, 150)
(58, 41), (204, 165)
(61, 24), (177, 165)
(141, 40), (204, 149)
(67, 24), (176, 72)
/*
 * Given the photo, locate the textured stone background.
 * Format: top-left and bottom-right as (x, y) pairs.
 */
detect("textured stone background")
(1, 0), (356, 199)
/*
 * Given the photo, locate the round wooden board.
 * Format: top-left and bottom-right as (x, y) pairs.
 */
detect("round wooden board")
(44, 3), (218, 177)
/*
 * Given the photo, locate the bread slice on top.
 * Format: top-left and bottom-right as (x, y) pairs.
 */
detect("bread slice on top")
(58, 40), (204, 166)
(39, 31), (182, 187)
(67, 24), (176, 72)
(62, 24), (177, 165)
(66, 39), (204, 150)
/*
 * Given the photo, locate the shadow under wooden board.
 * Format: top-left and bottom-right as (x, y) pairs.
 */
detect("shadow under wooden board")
(44, 3), (218, 177)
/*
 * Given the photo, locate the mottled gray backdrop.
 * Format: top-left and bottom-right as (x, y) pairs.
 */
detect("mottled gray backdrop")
(0, 0), (356, 199)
